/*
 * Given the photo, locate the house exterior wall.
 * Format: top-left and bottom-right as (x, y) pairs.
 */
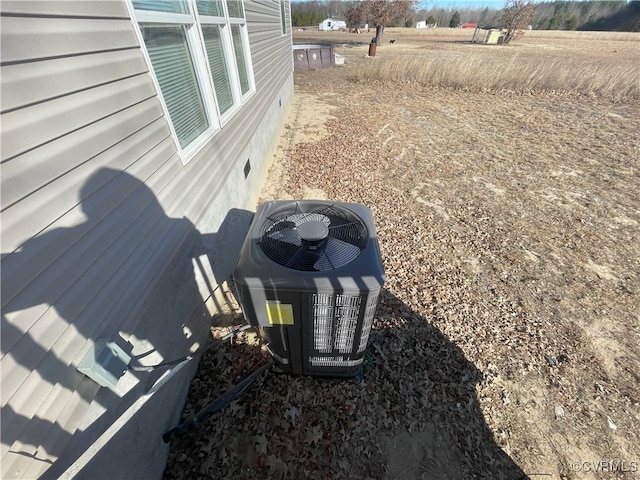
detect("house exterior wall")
(0, 1), (293, 478)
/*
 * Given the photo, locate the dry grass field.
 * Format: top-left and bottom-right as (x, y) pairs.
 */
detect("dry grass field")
(300, 27), (640, 98)
(164, 28), (640, 479)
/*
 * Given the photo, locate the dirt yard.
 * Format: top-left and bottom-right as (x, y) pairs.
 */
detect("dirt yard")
(164, 29), (640, 479)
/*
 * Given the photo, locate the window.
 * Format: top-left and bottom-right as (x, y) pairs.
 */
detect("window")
(130, 0), (255, 164)
(280, 0), (287, 35)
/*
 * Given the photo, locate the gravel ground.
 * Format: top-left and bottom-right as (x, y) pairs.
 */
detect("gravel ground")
(164, 38), (640, 480)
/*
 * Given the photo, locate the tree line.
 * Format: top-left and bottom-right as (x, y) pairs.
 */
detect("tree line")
(291, 0), (640, 32)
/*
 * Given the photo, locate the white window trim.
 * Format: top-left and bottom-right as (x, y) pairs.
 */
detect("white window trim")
(194, 17), (240, 124)
(197, 12), (255, 123)
(132, 10), (192, 24)
(280, 0), (288, 37)
(229, 21), (255, 101)
(127, 0), (256, 165)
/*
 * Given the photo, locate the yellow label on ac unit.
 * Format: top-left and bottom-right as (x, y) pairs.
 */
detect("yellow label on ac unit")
(265, 301), (294, 325)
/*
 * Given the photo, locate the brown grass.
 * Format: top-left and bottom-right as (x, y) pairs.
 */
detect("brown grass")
(519, 29), (640, 41)
(353, 53), (640, 98)
(401, 27), (640, 42)
(295, 27), (640, 100)
(351, 29), (640, 99)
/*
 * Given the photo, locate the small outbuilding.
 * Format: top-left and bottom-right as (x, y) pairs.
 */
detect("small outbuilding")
(416, 21), (437, 28)
(319, 18), (346, 31)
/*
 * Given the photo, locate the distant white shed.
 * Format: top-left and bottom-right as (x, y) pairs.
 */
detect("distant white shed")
(319, 18), (346, 31)
(416, 20), (437, 28)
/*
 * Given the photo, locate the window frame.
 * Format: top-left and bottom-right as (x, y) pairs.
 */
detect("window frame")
(128, 0), (255, 165)
(280, 0), (287, 36)
(196, 15), (240, 123)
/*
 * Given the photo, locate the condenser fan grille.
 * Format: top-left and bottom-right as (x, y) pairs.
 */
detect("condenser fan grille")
(258, 202), (368, 271)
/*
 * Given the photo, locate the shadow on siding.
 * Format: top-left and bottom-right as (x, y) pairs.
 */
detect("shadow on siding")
(1, 168), (254, 479)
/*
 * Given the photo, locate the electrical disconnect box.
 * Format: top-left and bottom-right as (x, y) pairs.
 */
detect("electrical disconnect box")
(77, 338), (131, 387)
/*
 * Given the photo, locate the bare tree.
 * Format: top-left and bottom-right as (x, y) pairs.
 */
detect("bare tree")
(347, 1), (415, 45)
(345, 4), (367, 30)
(502, 0), (535, 44)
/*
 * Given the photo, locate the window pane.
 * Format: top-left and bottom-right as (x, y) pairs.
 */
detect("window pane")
(201, 25), (234, 114)
(196, 0), (224, 17)
(226, 0), (244, 18)
(231, 25), (249, 95)
(133, 0), (188, 14)
(141, 24), (209, 148)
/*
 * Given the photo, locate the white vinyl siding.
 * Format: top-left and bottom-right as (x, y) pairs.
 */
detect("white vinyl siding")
(130, 0), (255, 164)
(1, 0), (292, 477)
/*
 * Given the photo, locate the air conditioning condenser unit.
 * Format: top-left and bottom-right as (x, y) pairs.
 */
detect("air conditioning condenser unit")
(232, 200), (385, 377)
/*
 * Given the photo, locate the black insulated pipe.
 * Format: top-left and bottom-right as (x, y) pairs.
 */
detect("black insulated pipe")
(162, 360), (272, 443)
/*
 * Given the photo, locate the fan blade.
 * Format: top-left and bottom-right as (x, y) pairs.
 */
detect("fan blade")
(266, 225), (301, 246)
(314, 238), (361, 271)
